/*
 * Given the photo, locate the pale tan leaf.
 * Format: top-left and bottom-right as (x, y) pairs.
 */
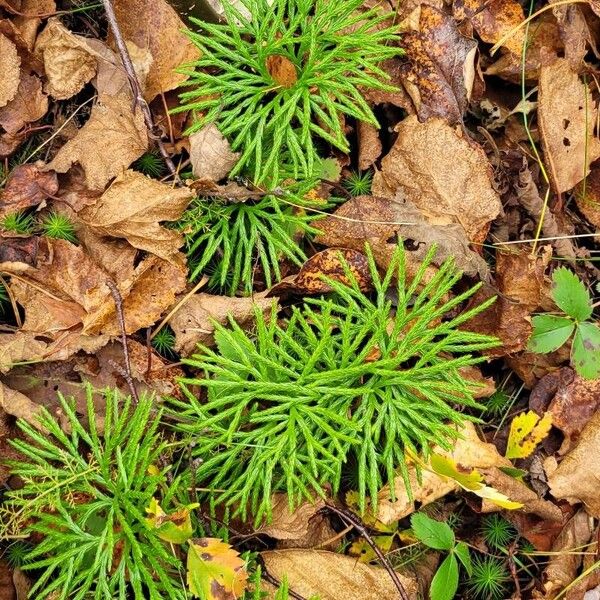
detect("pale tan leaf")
(0, 32), (21, 108)
(0, 72), (47, 135)
(258, 494), (325, 541)
(0, 382), (42, 426)
(189, 124), (240, 182)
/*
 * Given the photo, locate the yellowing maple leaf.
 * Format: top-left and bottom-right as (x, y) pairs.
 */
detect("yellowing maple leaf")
(506, 411), (553, 459)
(187, 538), (248, 600)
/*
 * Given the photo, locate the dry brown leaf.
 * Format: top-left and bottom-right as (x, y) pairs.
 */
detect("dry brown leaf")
(548, 409), (600, 516)
(539, 57), (600, 194)
(575, 160), (600, 231)
(79, 169), (193, 261)
(170, 292), (275, 357)
(260, 549), (418, 600)
(258, 494), (325, 541)
(376, 421), (512, 524)
(313, 194), (490, 278)
(357, 122), (381, 171)
(111, 0), (200, 101)
(540, 509), (594, 599)
(462, 247), (552, 356)
(34, 18), (97, 100)
(552, 0), (598, 70)
(398, 5), (478, 123)
(373, 116), (502, 240)
(44, 93), (148, 191)
(0, 71), (47, 135)
(0, 236), (39, 267)
(189, 124), (240, 182)
(0, 163), (57, 217)
(0, 32), (20, 108)
(0, 382), (42, 428)
(530, 368), (600, 454)
(11, 0), (56, 50)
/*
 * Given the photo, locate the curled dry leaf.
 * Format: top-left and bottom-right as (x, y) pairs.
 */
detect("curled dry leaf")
(398, 5), (478, 123)
(258, 494), (326, 541)
(0, 332), (47, 373)
(44, 93), (148, 191)
(79, 169), (194, 262)
(376, 421), (512, 524)
(548, 409), (600, 517)
(111, 0), (200, 101)
(271, 248), (372, 296)
(0, 32), (20, 108)
(34, 18), (97, 100)
(0, 72), (47, 136)
(373, 116), (502, 241)
(540, 509), (594, 599)
(538, 57), (600, 194)
(189, 124), (240, 182)
(260, 549), (418, 600)
(0, 382), (42, 428)
(0, 163), (58, 217)
(170, 292), (275, 357)
(11, 0), (56, 50)
(0, 236), (39, 266)
(357, 121), (381, 171)
(462, 247), (552, 357)
(313, 195), (490, 278)
(529, 368), (600, 454)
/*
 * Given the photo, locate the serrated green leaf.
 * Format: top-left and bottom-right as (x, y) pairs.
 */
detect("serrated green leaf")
(411, 512), (454, 551)
(528, 315), (574, 353)
(572, 322), (600, 379)
(551, 268), (592, 321)
(454, 541), (472, 577)
(430, 553), (459, 600)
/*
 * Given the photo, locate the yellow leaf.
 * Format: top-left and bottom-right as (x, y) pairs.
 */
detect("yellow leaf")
(345, 491), (397, 533)
(506, 411), (553, 459)
(187, 538), (248, 599)
(349, 535), (394, 563)
(429, 453), (524, 510)
(145, 497), (197, 544)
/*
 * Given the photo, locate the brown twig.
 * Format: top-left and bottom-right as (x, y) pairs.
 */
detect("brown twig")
(100, 0), (181, 184)
(106, 279), (139, 404)
(325, 503), (411, 600)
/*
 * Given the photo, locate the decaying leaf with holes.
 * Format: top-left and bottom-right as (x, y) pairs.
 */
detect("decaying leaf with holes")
(187, 538), (248, 600)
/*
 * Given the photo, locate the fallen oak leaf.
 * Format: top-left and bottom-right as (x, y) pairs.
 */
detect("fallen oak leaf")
(187, 538), (248, 600)
(79, 169), (194, 262)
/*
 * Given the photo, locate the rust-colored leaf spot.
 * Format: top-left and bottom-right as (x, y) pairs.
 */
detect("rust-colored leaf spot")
(266, 54), (297, 88)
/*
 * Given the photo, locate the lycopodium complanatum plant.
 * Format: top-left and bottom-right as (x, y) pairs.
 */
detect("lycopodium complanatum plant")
(176, 0), (402, 184)
(170, 244), (499, 523)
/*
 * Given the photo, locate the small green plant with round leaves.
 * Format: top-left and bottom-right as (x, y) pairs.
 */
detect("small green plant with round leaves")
(176, 0), (402, 183)
(177, 184), (322, 294)
(467, 555), (510, 600)
(170, 243), (499, 523)
(343, 170), (373, 196)
(0, 388), (185, 600)
(152, 325), (177, 357)
(40, 212), (77, 243)
(134, 151), (166, 178)
(1, 211), (34, 235)
(481, 514), (516, 550)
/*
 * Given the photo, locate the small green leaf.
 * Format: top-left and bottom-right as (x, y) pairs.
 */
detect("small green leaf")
(454, 542), (472, 577)
(572, 322), (600, 379)
(528, 315), (574, 353)
(551, 268), (592, 321)
(411, 512), (455, 551)
(430, 553), (459, 600)
(499, 466), (527, 479)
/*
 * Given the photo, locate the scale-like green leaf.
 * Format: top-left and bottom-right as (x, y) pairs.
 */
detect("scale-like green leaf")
(572, 322), (600, 379)
(411, 513), (455, 551)
(551, 267), (592, 321)
(528, 315), (574, 353)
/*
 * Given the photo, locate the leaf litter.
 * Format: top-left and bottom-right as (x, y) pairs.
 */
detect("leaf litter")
(0, 0), (600, 598)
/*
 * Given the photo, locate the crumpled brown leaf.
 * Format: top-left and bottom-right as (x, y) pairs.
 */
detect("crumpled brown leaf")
(0, 32), (20, 108)
(529, 368), (600, 454)
(0, 71), (47, 136)
(111, 0), (200, 101)
(376, 421), (512, 524)
(548, 409), (600, 517)
(539, 57), (600, 194)
(79, 169), (193, 261)
(170, 292), (275, 357)
(189, 124), (240, 181)
(260, 549), (418, 600)
(540, 509), (594, 599)
(0, 382), (42, 428)
(11, 0), (56, 50)
(34, 18), (97, 100)
(44, 93), (148, 191)
(462, 246), (552, 356)
(397, 5), (478, 123)
(0, 162), (57, 217)
(313, 194), (490, 279)
(373, 116), (502, 241)
(258, 494), (326, 542)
